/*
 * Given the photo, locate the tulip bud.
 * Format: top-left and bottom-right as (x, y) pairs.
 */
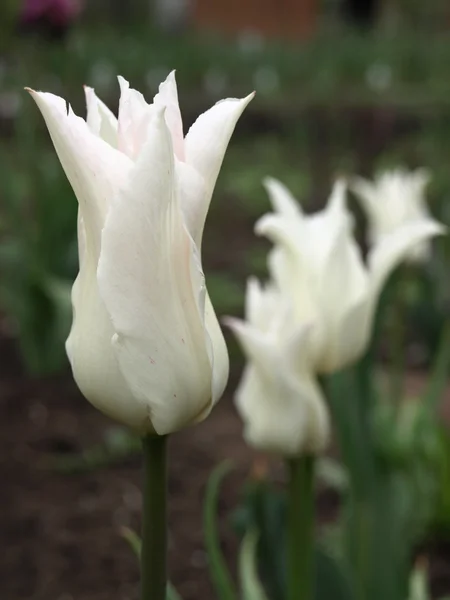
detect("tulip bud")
(28, 73), (254, 435)
(351, 168), (434, 263)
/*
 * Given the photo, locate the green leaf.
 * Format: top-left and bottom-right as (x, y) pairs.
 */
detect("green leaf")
(120, 526), (142, 557)
(314, 546), (355, 600)
(166, 582), (183, 600)
(239, 529), (269, 600)
(408, 564), (429, 600)
(204, 461), (238, 600)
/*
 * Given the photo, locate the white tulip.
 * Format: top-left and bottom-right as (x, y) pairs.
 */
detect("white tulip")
(256, 177), (444, 374)
(227, 279), (330, 456)
(28, 73), (253, 435)
(351, 168), (434, 262)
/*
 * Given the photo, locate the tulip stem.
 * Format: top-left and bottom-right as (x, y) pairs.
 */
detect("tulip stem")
(286, 455), (315, 600)
(141, 434), (168, 600)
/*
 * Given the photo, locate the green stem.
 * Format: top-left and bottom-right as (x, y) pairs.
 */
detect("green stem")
(286, 455), (315, 600)
(141, 434), (168, 600)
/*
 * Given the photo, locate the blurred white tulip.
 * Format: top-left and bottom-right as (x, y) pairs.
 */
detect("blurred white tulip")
(28, 73), (254, 435)
(227, 279), (329, 456)
(352, 168), (435, 263)
(258, 177), (443, 373)
(228, 176), (443, 456)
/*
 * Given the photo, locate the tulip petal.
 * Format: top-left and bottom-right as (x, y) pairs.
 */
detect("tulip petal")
(153, 71), (185, 161)
(66, 256), (145, 431)
(204, 293), (229, 407)
(368, 220), (445, 301)
(263, 177), (302, 217)
(317, 223), (369, 371)
(184, 92), (255, 247)
(228, 319), (328, 455)
(176, 159), (208, 248)
(97, 110), (212, 435)
(27, 90), (132, 260)
(117, 76), (154, 159)
(84, 86), (118, 148)
(256, 216), (319, 328)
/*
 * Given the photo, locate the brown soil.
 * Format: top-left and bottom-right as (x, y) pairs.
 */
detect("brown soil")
(1, 334), (450, 600)
(0, 335), (254, 600)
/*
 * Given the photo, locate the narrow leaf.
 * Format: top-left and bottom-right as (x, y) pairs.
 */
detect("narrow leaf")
(239, 529), (269, 600)
(120, 527), (182, 600)
(204, 461), (238, 600)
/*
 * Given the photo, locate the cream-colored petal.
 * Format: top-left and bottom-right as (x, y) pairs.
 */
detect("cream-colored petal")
(229, 320), (329, 456)
(368, 220), (445, 302)
(244, 277), (280, 331)
(176, 159), (208, 248)
(84, 85), (118, 147)
(153, 71), (185, 161)
(317, 223), (369, 372)
(256, 216), (319, 327)
(183, 92), (254, 247)
(97, 110), (213, 435)
(117, 76), (154, 159)
(66, 257), (147, 431)
(204, 293), (229, 407)
(263, 177), (302, 217)
(28, 90), (132, 260)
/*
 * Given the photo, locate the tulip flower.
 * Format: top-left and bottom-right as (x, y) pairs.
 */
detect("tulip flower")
(254, 177), (443, 374)
(351, 168), (434, 262)
(28, 73), (254, 436)
(227, 279), (329, 456)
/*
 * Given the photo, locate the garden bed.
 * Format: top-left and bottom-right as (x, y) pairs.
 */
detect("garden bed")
(1, 333), (450, 600)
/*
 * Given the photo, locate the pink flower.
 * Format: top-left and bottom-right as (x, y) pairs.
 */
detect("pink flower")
(21, 0), (81, 26)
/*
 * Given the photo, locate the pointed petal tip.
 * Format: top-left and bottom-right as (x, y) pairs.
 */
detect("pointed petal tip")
(117, 75), (129, 92)
(25, 87), (43, 102)
(221, 316), (244, 333)
(262, 175), (278, 190)
(254, 213), (275, 237)
(243, 90), (256, 105)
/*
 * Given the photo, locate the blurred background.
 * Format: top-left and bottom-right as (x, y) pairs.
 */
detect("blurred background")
(1, 1), (450, 599)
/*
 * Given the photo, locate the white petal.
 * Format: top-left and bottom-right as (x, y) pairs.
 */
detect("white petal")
(255, 216), (319, 327)
(229, 320), (329, 456)
(84, 85), (118, 147)
(66, 257), (147, 430)
(204, 293), (229, 407)
(176, 159), (208, 248)
(327, 179), (348, 215)
(28, 90), (132, 260)
(117, 76), (154, 159)
(244, 277), (282, 333)
(263, 177), (302, 217)
(183, 92), (254, 247)
(77, 209), (86, 269)
(368, 220), (445, 301)
(97, 110), (213, 435)
(153, 71), (185, 161)
(317, 222), (370, 372)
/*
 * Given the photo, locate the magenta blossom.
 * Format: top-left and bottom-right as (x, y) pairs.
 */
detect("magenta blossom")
(21, 0), (81, 26)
